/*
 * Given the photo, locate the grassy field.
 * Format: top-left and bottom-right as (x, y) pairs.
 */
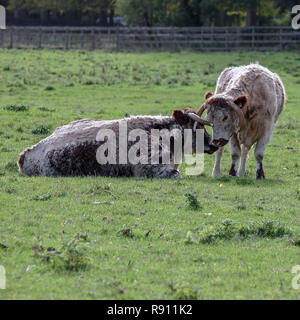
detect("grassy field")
(0, 49), (300, 300)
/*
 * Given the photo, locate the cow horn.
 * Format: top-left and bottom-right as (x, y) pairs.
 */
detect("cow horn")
(229, 102), (246, 129)
(186, 112), (213, 126)
(197, 103), (207, 117)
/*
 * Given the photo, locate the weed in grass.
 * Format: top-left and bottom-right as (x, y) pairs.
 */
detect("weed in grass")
(239, 220), (292, 238)
(199, 219), (236, 243)
(237, 202), (247, 211)
(32, 125), (51, 135)
(184, 231), (197, 245)
(198, 219), (292, 244)
(45, 86), (55, 91)
(0, 243), (8, 249)
(169, 283), (198, 300)
(3, 104), (29, 112)
(31, 194), (52, 201)
(185, 193), (202, 210)
(34, 236), (90, 272)
(38, 107), (56, 112)
(289, 236), (300, 246)
(3, 187), (16, 194)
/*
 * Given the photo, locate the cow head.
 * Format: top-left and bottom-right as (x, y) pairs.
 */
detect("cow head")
(172, 107), (218, 154)
(198, 92), (248, 147)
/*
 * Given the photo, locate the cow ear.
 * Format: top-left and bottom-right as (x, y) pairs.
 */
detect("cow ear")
(205, 91), (214, 100)
(172, 109), (189, 125)
(234, 95), (248, 109)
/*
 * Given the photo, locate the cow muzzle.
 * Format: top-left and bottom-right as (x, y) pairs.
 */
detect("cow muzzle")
(206, 144), (219, 154)
(212, 138), (229, 147)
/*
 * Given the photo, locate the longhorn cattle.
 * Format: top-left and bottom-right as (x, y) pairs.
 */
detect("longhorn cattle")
(197, 64), (286, 179)
(18, 108), (218, 178)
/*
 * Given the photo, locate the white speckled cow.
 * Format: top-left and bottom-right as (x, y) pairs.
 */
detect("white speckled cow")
(18, 108), (218, 178)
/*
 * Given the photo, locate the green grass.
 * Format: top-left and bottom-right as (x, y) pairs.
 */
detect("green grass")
(0, 49), (300, 300)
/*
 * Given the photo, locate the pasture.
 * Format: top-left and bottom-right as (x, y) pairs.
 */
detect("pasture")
(0, 49), (299, 299)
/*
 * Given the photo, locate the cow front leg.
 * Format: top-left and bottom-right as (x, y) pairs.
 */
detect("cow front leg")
(132, 164), (181, 179)
(237, 145), (250, 177)
(212, 147), (224, 177)
(155, 166), (182, 179)
(229, 134), (241, 176)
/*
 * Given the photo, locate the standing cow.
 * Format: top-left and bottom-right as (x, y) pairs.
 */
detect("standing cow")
(18, 108), (218, 179)
(197, 64), (286, 179)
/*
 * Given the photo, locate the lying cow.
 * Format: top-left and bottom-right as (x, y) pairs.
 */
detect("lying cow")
(198, 63), (285, 179)
(18, 108), (218, 178)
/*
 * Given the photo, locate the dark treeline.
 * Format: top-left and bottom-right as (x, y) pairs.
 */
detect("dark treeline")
(0, 0), (298, 27)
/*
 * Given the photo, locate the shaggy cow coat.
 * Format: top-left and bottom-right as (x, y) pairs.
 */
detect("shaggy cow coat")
(18, 110), (217, 178)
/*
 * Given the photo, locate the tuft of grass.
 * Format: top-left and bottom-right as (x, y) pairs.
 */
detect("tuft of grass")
(169, 283), (198, 300)
(31, 194), (52, 201)
(38, 107), (56, 112)
(239, 220), (292, 238)
(185, 193), (202, 210)
(45, 85), (55, 91)
(198, 219), (292, 244)
(199, 219), (236, 243)
(32, 125), (51, 135)
(34, 235), (90, 272)
(3, 104), (29, 112)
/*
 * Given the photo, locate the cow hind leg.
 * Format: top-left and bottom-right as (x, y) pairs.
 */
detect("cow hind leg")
(212, 147), (224, 177)
(254, 132), (272, 180)
(229, 135), (241, 176)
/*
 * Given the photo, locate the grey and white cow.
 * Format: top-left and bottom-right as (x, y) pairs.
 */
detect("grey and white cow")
(197, 64), (286, 179)
(18, 108), (218, 178)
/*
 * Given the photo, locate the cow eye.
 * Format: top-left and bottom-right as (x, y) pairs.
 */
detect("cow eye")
(223, 116), (228, 121)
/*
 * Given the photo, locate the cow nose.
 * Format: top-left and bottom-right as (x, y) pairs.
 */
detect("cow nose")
(212, 139), (229, 147)
(207, 144), (219, 154)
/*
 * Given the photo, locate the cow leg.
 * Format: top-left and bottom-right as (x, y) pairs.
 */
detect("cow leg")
(254, 133), (272, 180)
(155, 166), (182, 179)
(229, 134), (241, 176)
(133, 164), (181, 179)
(237, 145), (250, 177)
(212, 147), (224, 177)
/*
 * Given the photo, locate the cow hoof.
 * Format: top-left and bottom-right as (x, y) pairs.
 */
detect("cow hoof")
(229, 164), (237, 176)
(256, 168), (265, 180)
(212, 170), (221, 177)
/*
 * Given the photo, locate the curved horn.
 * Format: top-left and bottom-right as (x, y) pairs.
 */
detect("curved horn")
(229, 102), (246, 129)
(197, 103), (207, 117)
(186, 112), (213, 126)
